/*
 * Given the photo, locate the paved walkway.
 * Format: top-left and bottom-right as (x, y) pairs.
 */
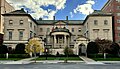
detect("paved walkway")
(79, 56), (104, 64)
(3, 57), (37, 64)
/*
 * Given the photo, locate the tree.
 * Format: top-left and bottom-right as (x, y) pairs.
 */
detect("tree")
(25, 37), (44, 57)
(106, 42), (120, 56)
(0, 45), (8, 54)
(87, 42), (99, 55)
(15, 43), (26, 54)
(64, 46), (73, 55)
(95, 38), (112, 58)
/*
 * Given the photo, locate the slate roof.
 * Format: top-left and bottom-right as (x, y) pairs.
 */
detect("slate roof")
(89, 10), (112, 16)
(2, 8), (37, 24)
(36, 20), (84, 25)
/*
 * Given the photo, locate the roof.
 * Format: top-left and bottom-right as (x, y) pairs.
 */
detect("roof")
(83, 10), (113, 24)
(2, 8), (37, 24)
(36, 20), (84, 25)
(89, 10), (112, 16)
(3, 8), (27, 14)
(50, 27), (72, 35)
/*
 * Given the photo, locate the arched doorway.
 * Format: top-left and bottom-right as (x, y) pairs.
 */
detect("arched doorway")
(79, 43), (86, 56)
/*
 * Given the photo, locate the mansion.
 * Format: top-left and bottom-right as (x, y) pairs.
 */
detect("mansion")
(0, 0), (117, 55)
(2, 9), (113, 55)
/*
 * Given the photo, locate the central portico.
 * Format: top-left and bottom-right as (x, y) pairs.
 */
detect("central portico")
(49, 21), (72, 55)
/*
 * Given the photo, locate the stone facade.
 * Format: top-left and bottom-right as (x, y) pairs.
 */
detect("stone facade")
(0, 0), (114, 55)
(3, 9), (37, 48)
(2, 9), (113, 55)
(0, 0), (14, 34)
(83, 11), (113, 41)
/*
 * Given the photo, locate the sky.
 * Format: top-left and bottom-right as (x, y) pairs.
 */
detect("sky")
(6, 0), (108, 20)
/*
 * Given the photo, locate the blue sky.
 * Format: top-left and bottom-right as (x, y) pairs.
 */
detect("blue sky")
(55, 0), (108, 20)
(7, 0), (108, 20)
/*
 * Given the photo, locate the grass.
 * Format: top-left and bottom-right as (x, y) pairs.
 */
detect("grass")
(92, 58), (120, 61)
(0, 58), (24, 61)
(35, 57), (82, 61)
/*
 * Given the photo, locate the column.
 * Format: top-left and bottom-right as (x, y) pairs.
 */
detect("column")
(54, 35), (56, 48)
(64, 35), (66, 47)
(68, 36), (69, 47)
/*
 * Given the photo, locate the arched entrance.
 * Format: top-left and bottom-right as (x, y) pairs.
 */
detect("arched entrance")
(74, 35), (89, 55)
(79, 43), (86, 56)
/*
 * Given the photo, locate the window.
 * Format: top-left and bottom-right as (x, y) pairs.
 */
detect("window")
(117, 6), (120, 9)
(9, 31), (12, 40)
(30, 22), (32, 28)
(117, 19), (120, 23)
(103, 29), (109, 39)
(118, 33), (120, 37)
(104, 20), (108, 25)
(93, 29), (99, 38)
(34, 26), (36, 31)
(19, 31), (23, 40)
(30, 31), (32, 38)
(72, 28), (74, 32)
(19, 20), (23, 25)
(40, 28), (43, 32)
(34, 33), (36, 37)
(94, 20), (98, 25)
(117, 13), (120, 16)
(116, 0), (120, 2)
(47, 28), (50, 32)
(9, 20), (13, 25)
(117, 27), (120, 30)
(78, 28), (81, 32)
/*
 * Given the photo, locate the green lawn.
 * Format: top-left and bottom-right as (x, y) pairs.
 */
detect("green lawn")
(92, 58), (120, 61)
(35, 57), (82, 61)
(0, 58), (24, 61)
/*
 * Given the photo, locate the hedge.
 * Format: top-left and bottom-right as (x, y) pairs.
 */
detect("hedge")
(87, 54), (119, 58)
(0, 54), (30, 58)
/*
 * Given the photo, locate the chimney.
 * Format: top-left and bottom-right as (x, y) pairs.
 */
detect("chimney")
(66, 16), (68, 21)
(53, 16), (55, 20)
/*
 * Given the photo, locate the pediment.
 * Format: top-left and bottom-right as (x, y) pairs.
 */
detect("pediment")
(54, 20), (67, 25)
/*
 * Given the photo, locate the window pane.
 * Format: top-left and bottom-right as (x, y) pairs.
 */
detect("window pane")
(9, 31), (12, 40)
(40, 28), (43, 32)
(94, 20), (98, 25)
(19, 31), (23, 40)
(117, 19), (120, 23)
(104, 20), (108, 25)
(78, 28), (81, 32)
(47, 28), (50, 32)
(72, 28), (74, 32)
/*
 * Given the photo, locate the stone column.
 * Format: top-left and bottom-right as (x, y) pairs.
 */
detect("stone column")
(54, 35), (56, 48)
(68, 36), (69, 47)
(64, 35), (66, 47)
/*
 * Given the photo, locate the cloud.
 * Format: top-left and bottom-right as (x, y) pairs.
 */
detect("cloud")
(6, 0), (67, 20)
(74, 0), (95, 15)
(70, 12), (73, 18)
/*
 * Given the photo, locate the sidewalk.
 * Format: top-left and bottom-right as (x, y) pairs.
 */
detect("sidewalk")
(3, 57), (37, 64)
(79, 56), (104, 64)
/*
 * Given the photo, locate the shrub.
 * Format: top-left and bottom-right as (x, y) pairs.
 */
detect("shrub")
(0, 45), (8, 54)
(87, 54), (119, 58)
(63, 46), (73, 56)
(87, 42), (99, 55)
(106, 42), (120, 56)
(15, 43), (26, 54)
